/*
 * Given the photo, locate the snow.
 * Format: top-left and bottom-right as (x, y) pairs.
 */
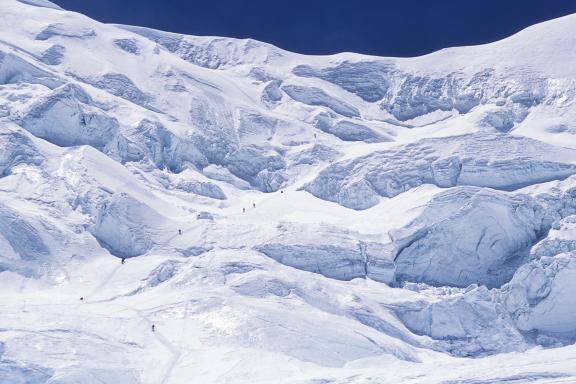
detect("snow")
(2, 0), (576, 382)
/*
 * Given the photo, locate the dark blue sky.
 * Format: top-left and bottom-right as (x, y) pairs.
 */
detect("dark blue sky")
(54, 0), (576, 57)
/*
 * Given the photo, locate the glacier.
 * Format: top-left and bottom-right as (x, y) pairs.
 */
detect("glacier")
(1, 0), (576, 382)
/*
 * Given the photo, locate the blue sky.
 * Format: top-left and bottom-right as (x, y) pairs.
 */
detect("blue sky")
(55, 0), (576, 57)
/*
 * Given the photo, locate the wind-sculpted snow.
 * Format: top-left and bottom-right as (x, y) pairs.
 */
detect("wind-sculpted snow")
(505, 252), (576, 342)
(282, 85), (360, 118)
(20, 84), (120, 149)
(305, 133), (576, 209)
(36, 23), (96, 41)
(90, 194), (156, 258)
(315, 113), (390, 143)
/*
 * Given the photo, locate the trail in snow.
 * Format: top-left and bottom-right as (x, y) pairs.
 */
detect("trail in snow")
(84, 264), (122, 302)
(116, 304), (182, 384)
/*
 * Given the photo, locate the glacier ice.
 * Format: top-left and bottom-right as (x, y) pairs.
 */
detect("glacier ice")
(314, 113), (390, 143)
(0, 203), (51, 277)
(131, 119), (206, 172)
(2, 1), (576, 381)
(86, 73), (152, 109)
(293, 61), (392, 103)
(531, 215), (576, 257)
(282, 85), (360, 118)
(36, 23), (96, 41)
(505, 252), (576, 341)
(261, 80), (283, 105)
(90, 193), (156, 258)
(20, 84), (120, 149)
(393, 285), (526, 357)
(391, 188), (548, 288)
(113, 38), (141, 55)
(224, 145), (286, 192)
(0, 128), (44, 177)
(40, 44), (65, 66)
(16, 0), (62, 9)
(255, 226), (395, 284)
(305, 133), (576, 209)
(0, 51), (60, 88)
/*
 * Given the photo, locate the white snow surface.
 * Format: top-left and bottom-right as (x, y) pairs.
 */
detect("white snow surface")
(2, 0), (576, 382)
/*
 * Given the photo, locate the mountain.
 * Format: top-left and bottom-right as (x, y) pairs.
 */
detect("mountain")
(2, 0), (576, 382)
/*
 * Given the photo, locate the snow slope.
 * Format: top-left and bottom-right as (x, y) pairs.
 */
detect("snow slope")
(2, 0), (576, 382)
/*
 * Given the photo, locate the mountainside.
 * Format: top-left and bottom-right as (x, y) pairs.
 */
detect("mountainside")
(2, 1), (576, 382)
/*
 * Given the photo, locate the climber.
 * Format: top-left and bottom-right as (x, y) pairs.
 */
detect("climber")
(178, 229), (182, 235)
(253, 203), (256, 209)
(121, 258), (125, 264)
(243, 207), (246, 213)
(152, 324), (156, 332)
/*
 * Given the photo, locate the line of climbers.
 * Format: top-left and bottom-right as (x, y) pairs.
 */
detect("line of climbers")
(80, 189), (288, 328)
